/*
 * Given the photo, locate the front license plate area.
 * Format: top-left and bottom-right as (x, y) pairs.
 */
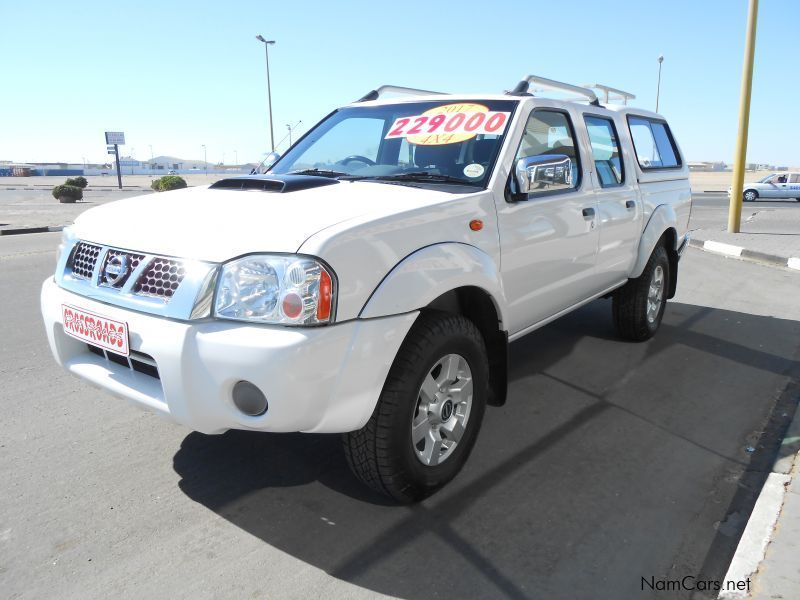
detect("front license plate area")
(61, 304), (130, 356)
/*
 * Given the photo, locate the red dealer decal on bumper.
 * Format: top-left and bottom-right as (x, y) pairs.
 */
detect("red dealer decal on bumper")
(62, 305), (129, 356)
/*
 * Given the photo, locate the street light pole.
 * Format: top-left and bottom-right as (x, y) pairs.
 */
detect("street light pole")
(728, 0), (760, 233)
(202, 144), (207, 177)
(656, 55), (664, 112)
(256, 35), (276, 152)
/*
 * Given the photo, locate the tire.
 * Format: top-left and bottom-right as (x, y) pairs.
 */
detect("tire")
(612, 244), (670, 342)
(343, 312), (489, 503)
(743, 189), (758, 202)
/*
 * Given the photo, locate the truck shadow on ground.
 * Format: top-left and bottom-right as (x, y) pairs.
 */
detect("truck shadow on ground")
(173, 300), (800, 600)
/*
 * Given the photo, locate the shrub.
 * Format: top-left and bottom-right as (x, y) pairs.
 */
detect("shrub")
(52, 184), (83, 203)
(151, 177), (162, 191)
(157, 175), (188, 191)
(65, 176), (88, 188)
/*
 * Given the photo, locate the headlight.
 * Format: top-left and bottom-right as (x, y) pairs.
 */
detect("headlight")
(56, 226), (76, 268)
(214, 254), (335, 325)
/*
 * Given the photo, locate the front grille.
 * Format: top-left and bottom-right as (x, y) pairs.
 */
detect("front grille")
(71, 242), (101, 279)
(87, 344), (160, 379)
(99, 249), (145, 287)
(133, 258), (186, 299)
(65, 241), (189, 303)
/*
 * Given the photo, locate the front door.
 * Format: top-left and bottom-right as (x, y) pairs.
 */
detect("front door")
(496, 108), (599, 335)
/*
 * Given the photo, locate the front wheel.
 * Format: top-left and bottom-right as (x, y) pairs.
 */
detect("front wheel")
(743, 189), (758, 202)
(343, 313), (489, 503)
(612, 244), (670, 342)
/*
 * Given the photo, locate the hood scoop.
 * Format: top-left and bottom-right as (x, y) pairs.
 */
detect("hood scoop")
(209, 174), (340, 193)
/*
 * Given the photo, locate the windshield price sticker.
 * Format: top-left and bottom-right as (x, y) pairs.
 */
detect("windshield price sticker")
(385, 103), (510, 145)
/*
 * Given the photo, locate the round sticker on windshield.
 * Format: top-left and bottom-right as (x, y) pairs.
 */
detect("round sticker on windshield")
(463, 163), (485, 178)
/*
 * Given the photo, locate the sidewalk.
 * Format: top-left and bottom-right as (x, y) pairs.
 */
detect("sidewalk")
(721, 404), (800, 599)
(690, 201), (800, 271)
(0, 187), (152, 235)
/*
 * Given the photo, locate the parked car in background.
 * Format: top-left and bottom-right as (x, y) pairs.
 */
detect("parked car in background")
(731, 173), (800, 202)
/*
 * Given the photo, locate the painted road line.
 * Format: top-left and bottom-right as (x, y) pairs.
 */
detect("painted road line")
(704, 240), (744, 257)
(788, 257), (800, 271)
(719, 472), (792, 599)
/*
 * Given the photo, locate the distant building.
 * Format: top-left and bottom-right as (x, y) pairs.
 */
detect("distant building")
(688, 161), (727, 172)
(0, 156), (256, 176)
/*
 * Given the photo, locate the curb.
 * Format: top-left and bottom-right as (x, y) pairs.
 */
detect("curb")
(689, 238), (800, 271)
(0, 225), (65, 236)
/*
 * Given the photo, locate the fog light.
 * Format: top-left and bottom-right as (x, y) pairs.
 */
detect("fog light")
(232, 380), (268, 416)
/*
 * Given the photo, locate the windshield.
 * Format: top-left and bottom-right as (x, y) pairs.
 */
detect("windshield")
(270, 100), (518, 188)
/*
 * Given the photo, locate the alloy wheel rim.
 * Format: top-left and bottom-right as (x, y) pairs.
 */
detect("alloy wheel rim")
(411, 353), (473, 466)
(646, 265), (665, 324)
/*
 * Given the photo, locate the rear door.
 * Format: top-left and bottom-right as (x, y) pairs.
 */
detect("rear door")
(788, 174), (800, 198)
(581, 112), (641, 286)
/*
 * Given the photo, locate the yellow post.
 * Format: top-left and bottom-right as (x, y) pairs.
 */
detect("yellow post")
(728, 0), (759, 233)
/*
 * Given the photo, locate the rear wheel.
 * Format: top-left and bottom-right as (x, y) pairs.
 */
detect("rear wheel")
(612, 244), (670, 342)
(743, 189), (758, 202)
(343, 312), (488, 503)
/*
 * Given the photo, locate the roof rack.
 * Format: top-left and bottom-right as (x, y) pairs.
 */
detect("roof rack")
(582, 83), (636, 105)
(507, 75), (599, 106)
(356, 85), (447, 102)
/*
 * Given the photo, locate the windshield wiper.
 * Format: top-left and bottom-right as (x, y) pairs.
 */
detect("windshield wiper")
(344, 171), (479, 186)
(289, 168), (349, 178)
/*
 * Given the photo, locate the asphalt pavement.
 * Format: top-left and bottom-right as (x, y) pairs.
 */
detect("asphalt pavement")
(1, 233), (798, 599)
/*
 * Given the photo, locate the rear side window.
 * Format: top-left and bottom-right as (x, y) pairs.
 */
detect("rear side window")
(627, 116), (681, 169)
(584, 115), (623, 187)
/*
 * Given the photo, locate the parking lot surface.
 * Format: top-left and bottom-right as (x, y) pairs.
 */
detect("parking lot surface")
(1, 235), (798, 599)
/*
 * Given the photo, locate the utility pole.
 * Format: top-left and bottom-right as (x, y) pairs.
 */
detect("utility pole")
(656, 55), (664, 112)
(728, 0), (759, 233)
(256, 35), (276, 152)
(202, 144), (207, 177)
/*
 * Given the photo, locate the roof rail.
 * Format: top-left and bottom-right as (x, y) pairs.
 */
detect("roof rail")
(356, 85), (446, 102)
(582, 83), (636, 105)
(507, 75), (599, 106)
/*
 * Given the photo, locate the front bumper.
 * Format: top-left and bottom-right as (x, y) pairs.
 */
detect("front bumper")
(41, 277), (418, 434)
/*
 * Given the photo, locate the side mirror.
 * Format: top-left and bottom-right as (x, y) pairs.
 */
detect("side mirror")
(514, 154), (574, 197)
(263, 151), (281, 170)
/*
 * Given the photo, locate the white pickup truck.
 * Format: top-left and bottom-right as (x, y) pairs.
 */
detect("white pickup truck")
(41, 76), (691, 502)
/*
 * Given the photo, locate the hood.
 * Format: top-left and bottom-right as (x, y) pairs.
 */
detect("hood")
(71, 179), (456, 262)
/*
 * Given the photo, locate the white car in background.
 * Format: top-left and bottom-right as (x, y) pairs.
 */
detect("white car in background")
(733, 173), (800, 202)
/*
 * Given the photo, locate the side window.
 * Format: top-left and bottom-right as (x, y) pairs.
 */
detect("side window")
(584, 115), (624, 187)
(514, 110), (580, 195)
(628, 116), (681, 169)
(789, 174), (800, 184)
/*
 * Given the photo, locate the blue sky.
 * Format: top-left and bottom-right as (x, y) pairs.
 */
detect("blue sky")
(1, 0), (797, 166)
